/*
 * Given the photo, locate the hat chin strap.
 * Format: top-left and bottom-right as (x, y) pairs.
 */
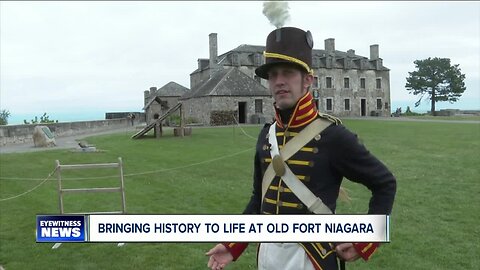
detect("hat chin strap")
(263, 51), (313, 75)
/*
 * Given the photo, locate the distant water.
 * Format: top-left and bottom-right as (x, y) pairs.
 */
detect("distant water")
(7, 111), (110, 125)
(391, 99), (480, 114)
(4, 99), (478, 125)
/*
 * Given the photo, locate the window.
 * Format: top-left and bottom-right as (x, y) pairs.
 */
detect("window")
(360, 78), (366, 89)
(255, 99), (263, 113)
(376, 78), (382, 89)
(326, 77), (332, 88)
(326, 98), (333, 111)
(313, 76), (319, 88)
(254, 75), (261, 83)
(377, 98), (382, 110)
(344, 99), (350, 111)
(344, 77), (350, 89)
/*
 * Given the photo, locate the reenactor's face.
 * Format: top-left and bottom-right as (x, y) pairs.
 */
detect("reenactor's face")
(267, 64), (311, 110)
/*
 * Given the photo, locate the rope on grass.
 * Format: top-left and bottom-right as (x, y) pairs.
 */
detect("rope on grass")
(123, 146), (254, 177)
(0, 146), (255, 181)
(0, 167), (57, 202)
(232, 114), (258, 141)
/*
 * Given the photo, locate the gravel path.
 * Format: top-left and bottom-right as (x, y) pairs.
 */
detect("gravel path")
(1, 117), (478, 154)
(0, 126), (136, 154)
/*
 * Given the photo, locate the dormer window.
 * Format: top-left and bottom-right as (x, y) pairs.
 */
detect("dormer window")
(232, 53), (239, 66)
(254, 53), (262, 66)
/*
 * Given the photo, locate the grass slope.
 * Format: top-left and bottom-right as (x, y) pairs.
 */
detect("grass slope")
(0, 120), (478, 269)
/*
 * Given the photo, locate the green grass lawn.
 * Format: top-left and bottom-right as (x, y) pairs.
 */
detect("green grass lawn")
(1, 120), (479, 269)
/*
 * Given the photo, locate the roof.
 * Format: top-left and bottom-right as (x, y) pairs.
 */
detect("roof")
(182, 68), (270, 100)
(142, 96), (167, 110)
(220, 44), (265, 57)
(143, 81), (189, 110)
(155, 81), (190, 97)
(191, 44), (390, 73)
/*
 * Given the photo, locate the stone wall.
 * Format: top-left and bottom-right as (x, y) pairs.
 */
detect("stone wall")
(182, 96), (213, 125)
(145, 97), (181, 124)
(315, 69), (391, 117)
(0, 118), (133, 146)
(183, 96), (274, 126)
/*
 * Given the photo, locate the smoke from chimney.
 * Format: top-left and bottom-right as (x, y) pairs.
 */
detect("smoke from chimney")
(262, 1), (290, 28)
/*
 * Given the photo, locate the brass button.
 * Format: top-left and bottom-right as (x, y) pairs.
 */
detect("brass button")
(314, 134), (322, 141)
(312, 147), (319, 154)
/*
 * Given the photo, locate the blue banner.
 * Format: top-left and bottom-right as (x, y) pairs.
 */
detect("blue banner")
(36, 215), (86, 242)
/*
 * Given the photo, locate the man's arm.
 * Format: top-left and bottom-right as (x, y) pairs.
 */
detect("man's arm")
(331, 125), (397, 214)
(330, 125), (397, 260)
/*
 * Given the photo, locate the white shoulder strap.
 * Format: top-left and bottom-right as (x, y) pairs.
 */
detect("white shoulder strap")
(262, 119), (333, 214)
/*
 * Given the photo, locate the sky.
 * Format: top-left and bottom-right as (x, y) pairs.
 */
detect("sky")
(1, 1), (479, 124)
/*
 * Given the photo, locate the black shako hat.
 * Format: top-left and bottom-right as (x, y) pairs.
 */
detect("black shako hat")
(255, 27), (314, 79)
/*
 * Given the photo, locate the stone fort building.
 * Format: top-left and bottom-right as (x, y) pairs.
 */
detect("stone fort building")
(144, 33), (391, 125)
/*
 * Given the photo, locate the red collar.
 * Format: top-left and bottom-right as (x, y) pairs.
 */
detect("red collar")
(274, 91), (318, 129)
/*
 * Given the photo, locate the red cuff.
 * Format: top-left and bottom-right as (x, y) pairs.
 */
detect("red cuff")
(222, 242), (249, 261)
(353, 243), (379, 261)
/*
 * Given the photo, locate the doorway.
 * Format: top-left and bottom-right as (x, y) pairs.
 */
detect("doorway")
(361, 99), (367, 117)
(238, 102), (246, 123)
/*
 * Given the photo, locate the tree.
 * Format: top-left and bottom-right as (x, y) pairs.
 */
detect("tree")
(23, 113), (58, 124)
(405, 57), (466, 115)
(0, 109), (10, 125)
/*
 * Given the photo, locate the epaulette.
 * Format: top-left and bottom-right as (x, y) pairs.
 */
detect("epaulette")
(318, 112), (342, 125)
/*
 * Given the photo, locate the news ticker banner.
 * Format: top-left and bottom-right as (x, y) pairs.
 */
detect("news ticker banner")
(36, 214), (390, 243)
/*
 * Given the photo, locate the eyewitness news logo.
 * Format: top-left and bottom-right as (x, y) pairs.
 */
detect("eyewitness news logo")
(36, 215), (86, 242)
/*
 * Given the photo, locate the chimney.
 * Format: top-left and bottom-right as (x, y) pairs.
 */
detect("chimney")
(150, 87), (157, 95)
(325, 38), (335, 54)
(209, 33), (218, 71)
(370, 44), (379, 60)
(144, 90), (150, 106)
(198, 59), (209, 70)
(347, 49), (355, 57)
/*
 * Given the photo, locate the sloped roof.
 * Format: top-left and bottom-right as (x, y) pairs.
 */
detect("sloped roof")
(191, 43), (389, 73)
(142, 96), (163, 110)
(182, 68), (270, 100)
(219, 44), (265, 58)
(155, 81), (189, 97)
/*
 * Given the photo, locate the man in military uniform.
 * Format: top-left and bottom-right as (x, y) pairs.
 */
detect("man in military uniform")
(206, 27), (396, 270)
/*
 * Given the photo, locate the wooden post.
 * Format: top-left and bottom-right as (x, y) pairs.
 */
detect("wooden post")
(180, 104), (185, 137)
(155, 123), (161, 139)
(56, 160), (64, 214)
(118, 157), (126, 214)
